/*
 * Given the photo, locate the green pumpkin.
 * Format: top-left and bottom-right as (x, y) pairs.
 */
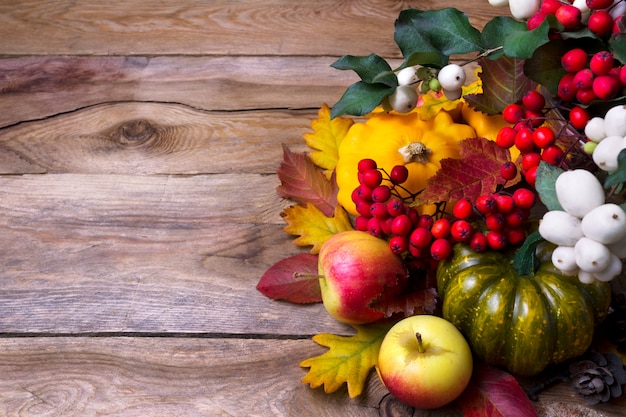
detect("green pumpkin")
(437, 242), (611, 376)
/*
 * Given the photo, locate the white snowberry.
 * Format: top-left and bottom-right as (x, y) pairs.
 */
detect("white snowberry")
(388, 85), (418, 113)
(437, 64), (466, 91)
(555, 169), (605, 218)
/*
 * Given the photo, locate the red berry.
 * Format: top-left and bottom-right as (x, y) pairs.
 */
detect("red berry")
(358, 158), (377, 172)
(451, 219), (473, 242)
(486, 230), (508, 250)
(555, 5), (582, 29)
(541, 0), (561, 14)
(496, 126), (517, 149)
(475, 194), (497, 215)
(386, 198), (405, 217)
(588, 10), (614, 36)
(406, 207), (420, 226)
(541, 145), (564, 165)
(430, 218), (451, 239)
(503, 103), (525, 124)
(367, 217), (383, 237)
(430, 238), (452, 260)
(521, 90), (546, 112)
(453, 198), (474, 220)
(371, 185), (391, 203)
(586, 0), (614, 9)
(576, 88), (598, 105)
(361, 168), (383, 188)
(592, 74), (620, 100)
(620, 66), (626, 86)
(524, 165), (538, 187)
(485, 213), (506, 231)
(569, 106), (590, 130)
(506, 227), (527, 246)
(573, 68), (595, 90)
(500, 161), (518, 181)
(370, 202), (389, 219)
(561, 48), (588, 73)
(355, 215), (370, 231)
(558, 73), (578, 101)
(495, 194), (515, 213)
(521, 152), (542, 172)
(525, 109), (545, 128)
(391, 214), (413, 236)
(469, 232), (488, 252)
(515, 127), (537, 153)
(389, 235), (409, 255)
(513, 188), (536, 209)
(417, 214), (434, 230)
(527, 12), (547, 30)
(389, 165), (409, 184)
(505, 208), (527, 227)
(356, 200), (373, 217)
(533, 126), (556, 148)
(589, 51), (614, 76)
(410, 227), (432, 249)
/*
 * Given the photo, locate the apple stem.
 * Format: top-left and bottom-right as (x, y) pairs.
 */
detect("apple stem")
(415, 332), (425, 353)
(293, 272), (325, 279)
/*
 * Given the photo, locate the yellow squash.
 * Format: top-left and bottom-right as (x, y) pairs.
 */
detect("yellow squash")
(336, 110), (476, 215)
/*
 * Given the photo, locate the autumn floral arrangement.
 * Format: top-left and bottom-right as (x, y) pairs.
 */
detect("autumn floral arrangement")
(257, 0), (626, 414)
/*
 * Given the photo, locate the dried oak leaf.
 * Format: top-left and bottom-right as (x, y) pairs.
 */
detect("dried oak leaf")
(300, 323), (393, 398)
(302, 103), (353, 177)
(276, 145), (338, 218)
(456, 363), (539, 417)
(418, 137), (511, 205)
(282, 203), (353, 254)
(256, 253), (321, 304)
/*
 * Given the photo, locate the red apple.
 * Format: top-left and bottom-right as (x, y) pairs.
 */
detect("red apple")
(377, 315), (473, 409)
(318, 231), (407, 324)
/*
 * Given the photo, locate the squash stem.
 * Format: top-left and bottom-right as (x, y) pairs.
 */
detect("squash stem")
(512, 231), (544, 276)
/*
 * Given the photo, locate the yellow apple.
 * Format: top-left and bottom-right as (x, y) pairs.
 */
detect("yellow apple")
(318, 230), (407, 324)
(377, 315), (473, 409)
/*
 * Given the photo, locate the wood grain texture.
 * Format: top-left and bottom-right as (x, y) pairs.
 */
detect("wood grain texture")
(0, 0), (504, 56)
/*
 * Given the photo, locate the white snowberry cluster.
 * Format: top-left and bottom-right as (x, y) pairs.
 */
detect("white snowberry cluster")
(584, 104), (626, 172)
(538, 169), (626, 284)
(386, 64), (467, 113)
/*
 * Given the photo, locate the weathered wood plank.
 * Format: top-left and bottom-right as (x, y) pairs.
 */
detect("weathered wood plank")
(0, 104), (315, 174)
(0, 337), (622, 417)
(0, 0), (505, 56)
(0, 56), (356, 127)
(0, 173), (352, 334)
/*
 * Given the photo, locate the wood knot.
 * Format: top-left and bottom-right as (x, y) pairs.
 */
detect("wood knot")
(120, 120), (155, 143)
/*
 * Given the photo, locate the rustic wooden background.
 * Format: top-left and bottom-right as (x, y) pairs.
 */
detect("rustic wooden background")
(1, 1), (625, 416)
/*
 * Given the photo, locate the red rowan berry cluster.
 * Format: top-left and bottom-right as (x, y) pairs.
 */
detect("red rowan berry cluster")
(351, 158), (537, 260)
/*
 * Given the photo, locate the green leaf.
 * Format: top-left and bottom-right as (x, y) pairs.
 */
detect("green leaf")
(394, 8), (482, 68)
(331, 54), (397, 87)
(503, 17), (551, 59)
(513, 231), (544, 276)
(604, 148), (626, 189)
(610, 35), (626, 66)
(523, 39), (567, 95)
(535, 161), (564, 211)
(330, 81), (395, 119)
(481, 16), (527, 60)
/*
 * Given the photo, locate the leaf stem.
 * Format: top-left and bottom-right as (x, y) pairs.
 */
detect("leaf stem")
(460, 46), (504, 67)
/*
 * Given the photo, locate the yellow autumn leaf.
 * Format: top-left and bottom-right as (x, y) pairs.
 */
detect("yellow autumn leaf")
(283, 203), (353, 254)
(300, 323), (393, 398)
(303, 104), (354, 178)
(415, 79), (482, 120)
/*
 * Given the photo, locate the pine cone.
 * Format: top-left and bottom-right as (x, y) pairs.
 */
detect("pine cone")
(569, 351), (626, 405)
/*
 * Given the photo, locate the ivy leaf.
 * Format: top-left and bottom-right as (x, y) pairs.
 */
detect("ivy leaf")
(330, 81), (395, 119)
(503, 16), (552, 59)
(418, 137), (510, 204)
(283, 203), (353, 254)
(369, 287), (438, 318)
(456, 363), (539, 417)
(331, 54), (396, 87)
(464, 56), (535, 114)
(276, 146), (338, 218)
(256, 254), (321, 303)
(302, 104), (354, 177)
(481, 16), (528, 60)
(535, 161), (564, 211)
(604, 148), (626, 189)
(300, 323), (393, 398)
(394, 8), (482, 68)
(610, 35), (626, 64)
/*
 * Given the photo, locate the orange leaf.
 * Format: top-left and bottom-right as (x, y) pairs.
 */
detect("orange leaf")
(276, 145), (338, 218)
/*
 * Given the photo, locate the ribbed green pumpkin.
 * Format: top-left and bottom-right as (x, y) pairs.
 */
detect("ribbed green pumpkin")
(436, 243), (611, 376)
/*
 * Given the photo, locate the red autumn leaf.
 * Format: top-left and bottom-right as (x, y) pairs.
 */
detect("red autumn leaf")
(456, 363), (539, 417)
(418, 137), (511, 205)
(369, 288), (438, 318)
(256, 253), (321, 304)
(276, 145), (338, 218)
